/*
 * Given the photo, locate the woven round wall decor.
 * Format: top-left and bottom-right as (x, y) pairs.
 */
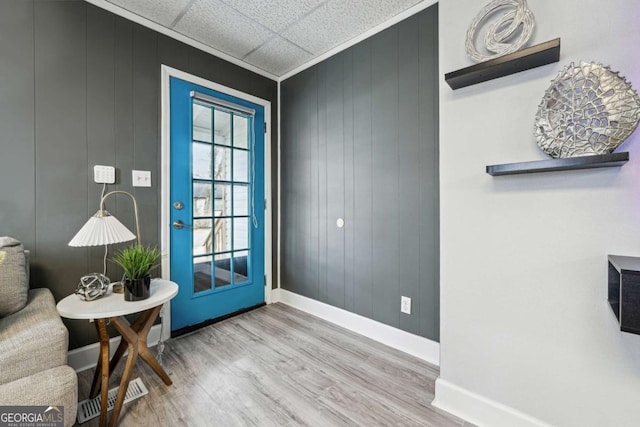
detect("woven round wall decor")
(465, 0), (535, 63)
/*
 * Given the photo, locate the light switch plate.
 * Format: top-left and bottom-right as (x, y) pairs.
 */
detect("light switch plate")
(132, 170), (151, 187)
(94, 165), (115, 184)
(401, 296), (412, 314)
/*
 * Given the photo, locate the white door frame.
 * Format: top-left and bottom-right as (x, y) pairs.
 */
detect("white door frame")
(160, 65), (273, 340)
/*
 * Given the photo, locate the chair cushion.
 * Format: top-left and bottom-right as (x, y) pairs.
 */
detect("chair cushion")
(0, 288), (68, 385)
(0, 237), (28, 317)
(0, 365), (77, 427)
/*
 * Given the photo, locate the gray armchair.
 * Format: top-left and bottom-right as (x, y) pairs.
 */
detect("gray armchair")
(0, 238), (77, 427)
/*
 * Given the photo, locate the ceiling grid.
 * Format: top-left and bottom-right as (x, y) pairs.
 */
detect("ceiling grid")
(105, 0), (426, 76)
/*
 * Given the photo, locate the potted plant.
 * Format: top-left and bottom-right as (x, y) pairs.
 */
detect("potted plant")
(111, 245), (161, 301)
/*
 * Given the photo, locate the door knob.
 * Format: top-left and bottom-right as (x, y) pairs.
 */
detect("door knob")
(173, 220), (193, 230)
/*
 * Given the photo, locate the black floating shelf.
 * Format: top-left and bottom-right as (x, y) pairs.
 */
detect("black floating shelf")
(486, 152), (629, 176)
(445, 38), (561, 90)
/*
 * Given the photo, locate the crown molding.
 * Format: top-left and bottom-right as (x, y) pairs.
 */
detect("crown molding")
(85, 0), (279, 81)
(278, 0), (438, 81)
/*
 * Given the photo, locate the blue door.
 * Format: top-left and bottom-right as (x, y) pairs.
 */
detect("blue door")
(169, 77), (265, 332)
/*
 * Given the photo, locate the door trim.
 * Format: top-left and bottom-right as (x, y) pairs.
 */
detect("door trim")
(160, 65), (273, 341)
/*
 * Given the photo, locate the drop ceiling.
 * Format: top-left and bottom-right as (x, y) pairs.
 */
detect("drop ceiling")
(104, 0), (426, 78)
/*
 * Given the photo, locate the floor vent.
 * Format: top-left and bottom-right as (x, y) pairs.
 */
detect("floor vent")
(77, 377), (148, 424)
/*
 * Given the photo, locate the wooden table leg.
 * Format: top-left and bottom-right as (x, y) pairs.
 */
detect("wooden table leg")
(89, 321), (104, 398)
(87, 307), (172, 426)
(108, 316), (139, 427)
(137, 306), (172, 385)
(108, 311), (150, 375)
(91, 319), (110, 427)
(92, 311), (151, 398)
(107, 307), (172, 426)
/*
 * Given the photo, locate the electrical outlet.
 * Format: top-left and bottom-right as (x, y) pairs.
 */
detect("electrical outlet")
(401, 296), (412, 314)
(132, 170), (151, 187)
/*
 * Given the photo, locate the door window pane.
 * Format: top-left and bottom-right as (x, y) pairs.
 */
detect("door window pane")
(193, 219), (213, 255)
(193, 255), (212, 293)
(193, 219), (212, 256)
(233, 149), (249, 183)
(233, 217), (249, 250)
(233, 115), (249, 149)
(214, 184), (232, 217)
(233, 185), (249, 216)
(193, 104), (212, 142)
(192, 142), (212, 180)
(213, 218), (232, 253)
(214, 253), (232, 287)
(193, 182), (212, 217)
(214, 110), (231, 146)
(214, 146), (232, 181)
(233, 250), (249, 284)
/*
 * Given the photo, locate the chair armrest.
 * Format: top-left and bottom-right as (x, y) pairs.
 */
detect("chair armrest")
(23, 249), (30, 285)
(0, 289), (68, 384)
(0, 365), (77, 427)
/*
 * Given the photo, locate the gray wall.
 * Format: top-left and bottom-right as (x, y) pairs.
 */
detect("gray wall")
(280, 5), (439, 340)
(0, 0), (277, 349)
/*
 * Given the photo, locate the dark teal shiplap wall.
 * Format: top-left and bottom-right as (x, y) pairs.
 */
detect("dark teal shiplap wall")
(0, 0), (277, 349)
(280, 5), (439, 340)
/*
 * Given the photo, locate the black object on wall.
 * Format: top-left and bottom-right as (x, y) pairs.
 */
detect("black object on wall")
(280, 5), (440, 341)
(486, 152), (629, 176)
(445, 38), (561, 90)
(0, 0), (278, 349)
(608, 255), (640, 335)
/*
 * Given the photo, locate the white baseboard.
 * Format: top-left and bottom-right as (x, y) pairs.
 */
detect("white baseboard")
(68, 324), (162, 373)
(271, 288), (440, 366)
(270, 287), (280, 302)
(432, 378), (552, 427)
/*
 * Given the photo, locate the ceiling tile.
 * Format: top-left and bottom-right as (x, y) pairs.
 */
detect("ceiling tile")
(244, 36), (313, 76)
(173, 0), (273, 59)
(107, 0), (429, 76)
(107, 0), (191, 27)
(282, 0), (422, 55)
(221, 0), (325, 32)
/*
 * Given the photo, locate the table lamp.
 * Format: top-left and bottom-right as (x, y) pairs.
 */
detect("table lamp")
(69, 190), (142, 293)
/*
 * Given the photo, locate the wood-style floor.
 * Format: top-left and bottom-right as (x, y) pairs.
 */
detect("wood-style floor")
(76, 303), (471, 427)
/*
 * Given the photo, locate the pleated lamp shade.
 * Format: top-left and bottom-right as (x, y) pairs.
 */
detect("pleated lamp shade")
(68, 211), (136, 247)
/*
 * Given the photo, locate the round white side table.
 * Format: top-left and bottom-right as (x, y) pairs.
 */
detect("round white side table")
(57, 279), (178, 427)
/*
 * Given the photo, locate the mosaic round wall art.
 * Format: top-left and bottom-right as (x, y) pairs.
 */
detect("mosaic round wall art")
(534, 62), (640, 158)
(465, 0), (535, 63)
